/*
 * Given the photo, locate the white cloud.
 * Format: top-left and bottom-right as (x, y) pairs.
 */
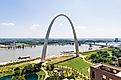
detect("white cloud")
(8, 23), (15, 26)
(0, 22), (15, 26)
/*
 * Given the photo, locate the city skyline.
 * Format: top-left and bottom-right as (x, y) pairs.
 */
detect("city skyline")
(0, 0), (121, 38)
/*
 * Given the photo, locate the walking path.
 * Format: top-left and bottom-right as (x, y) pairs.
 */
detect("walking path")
(79, 54), (92, 64)
(41, 67), (49, 80)
(55, 65), (90, 80)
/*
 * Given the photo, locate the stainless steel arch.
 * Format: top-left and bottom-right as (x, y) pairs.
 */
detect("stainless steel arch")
(41, 14), (79, 62)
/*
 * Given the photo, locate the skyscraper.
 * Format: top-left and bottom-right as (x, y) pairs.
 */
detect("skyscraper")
(114, 38), (119, 42)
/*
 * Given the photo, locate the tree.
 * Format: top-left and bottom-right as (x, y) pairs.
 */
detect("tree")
(50, 64), (54, 71)
(89, 54), (97, 59)
(12, 67), (25, 80)
(46, 66), (50, 71)
(23, 64), (33, 74)
(13, 67), (21, 76)
(34, 63), (41, 72)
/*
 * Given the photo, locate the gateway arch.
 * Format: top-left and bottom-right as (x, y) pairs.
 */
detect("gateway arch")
(41, 14), (79, 62)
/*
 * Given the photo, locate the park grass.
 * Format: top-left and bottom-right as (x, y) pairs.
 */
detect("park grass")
(81, 48), (112, 56)
(56, 57), (91, 76)
(0, 72), (12, 78)
(47, 55), (73, 64)
(81, 50), (97, 55)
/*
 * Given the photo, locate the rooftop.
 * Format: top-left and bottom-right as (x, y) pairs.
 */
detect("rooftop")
(92, 64), (121, 77)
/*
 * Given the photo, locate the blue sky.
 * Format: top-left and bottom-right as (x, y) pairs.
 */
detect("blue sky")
(0, 0), (121, 38)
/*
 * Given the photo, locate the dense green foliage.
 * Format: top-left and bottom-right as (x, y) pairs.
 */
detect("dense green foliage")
(12, 63), (42, 80)
(0, 63), (45, 80)
(112, 48), (121, 58)
(87, 47), (121, 65)
(46, 64), (54, 71)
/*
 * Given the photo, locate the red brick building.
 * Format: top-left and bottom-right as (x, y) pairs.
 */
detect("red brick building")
(90, 64), (121, 80)
(118, 57), (121, 67)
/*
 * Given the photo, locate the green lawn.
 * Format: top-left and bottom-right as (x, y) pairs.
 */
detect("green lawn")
(57, 57), (91, 76)
(81, 48), (110, 55)
(0, 72), (12, 78)
(48, 55), (73, 64)
(81, 50), (98, 55)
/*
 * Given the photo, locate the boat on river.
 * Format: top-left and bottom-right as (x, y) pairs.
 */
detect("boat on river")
(61, 51), (74, 54)
(18, 56), (30, 59)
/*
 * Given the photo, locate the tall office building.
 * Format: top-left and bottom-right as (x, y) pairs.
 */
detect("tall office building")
(114, 38), (119, 42)
(90, 64), (121, 80)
